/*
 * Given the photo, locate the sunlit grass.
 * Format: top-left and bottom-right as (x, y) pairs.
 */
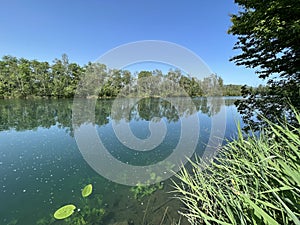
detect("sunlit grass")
(172, 110), (300, 225)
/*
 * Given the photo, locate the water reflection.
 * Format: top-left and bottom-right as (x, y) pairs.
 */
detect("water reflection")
(0, 97), (238, 225)
(0, 97), (235, 132)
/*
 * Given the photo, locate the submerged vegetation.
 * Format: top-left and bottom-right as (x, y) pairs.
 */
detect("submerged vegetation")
(51, 184), (106, 225)
(173, 111), (300, 224)
(130, 182), (164, 200)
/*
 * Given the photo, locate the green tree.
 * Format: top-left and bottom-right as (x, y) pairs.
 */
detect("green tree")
(17, 58), (32, 97)
(77, 62), (107, 98)
(64, 62), (82, 97)
(200, 74), (223, 96)
(1, 56), (19, 97)
(166, 69), (182, 83)
(50, 54), (82, 98)
(179, 76), (192, 94)
(0, 55), (229, 99)
(50, 55), (68, 97)
(222, 84), (242, 96)
(229, 0), (300, 130)
(137, 71), (153, 96)
(31, 60), (51, 97)
(189, 77), (203, 97)
(116, 70), (133, 97)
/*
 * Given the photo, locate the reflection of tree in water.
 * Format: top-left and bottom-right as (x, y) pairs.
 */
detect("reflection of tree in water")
(206, 97), (223, 117)
(0, 99), (74, 132)
(192, 97), (224, 117)
(0, 97), (235, 133)
(225, 97), (241, 106)
(136, 98), (179, 122)
(111, 97), (198, 123)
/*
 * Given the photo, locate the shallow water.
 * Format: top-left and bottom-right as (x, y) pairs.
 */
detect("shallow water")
(0, 97), (242, 225)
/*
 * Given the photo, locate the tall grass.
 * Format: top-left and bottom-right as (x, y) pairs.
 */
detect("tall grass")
(172, 110), (300, 225)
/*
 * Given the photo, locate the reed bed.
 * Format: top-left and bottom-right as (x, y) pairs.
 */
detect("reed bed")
(172, 110), (300, 225)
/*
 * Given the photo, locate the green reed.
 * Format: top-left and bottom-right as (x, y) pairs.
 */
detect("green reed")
(172, 109), (300, 225)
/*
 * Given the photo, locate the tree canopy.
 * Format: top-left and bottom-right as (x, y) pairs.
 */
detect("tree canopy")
(0, 54), (244, 99)
(229, 0), (300, 130)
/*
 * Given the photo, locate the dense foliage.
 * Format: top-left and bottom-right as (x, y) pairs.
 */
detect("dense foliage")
(173, 110), (300, 225)
(0, 54), (82, 98)
(0, 55), (245, 99)
(229, 0), (300, 130)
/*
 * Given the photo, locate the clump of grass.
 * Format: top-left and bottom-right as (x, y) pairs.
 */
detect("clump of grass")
(172, 110), (300, 225)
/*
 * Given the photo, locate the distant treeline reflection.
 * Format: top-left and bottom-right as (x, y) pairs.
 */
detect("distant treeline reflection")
(0, 97), (237, 133)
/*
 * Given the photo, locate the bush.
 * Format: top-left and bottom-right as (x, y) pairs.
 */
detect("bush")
(172, 111), (300, 225)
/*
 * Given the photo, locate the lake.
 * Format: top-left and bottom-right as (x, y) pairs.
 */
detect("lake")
(0, 97), (243, 225)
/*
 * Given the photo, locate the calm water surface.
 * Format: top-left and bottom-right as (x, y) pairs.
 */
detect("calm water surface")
(0, 97), (242, 225)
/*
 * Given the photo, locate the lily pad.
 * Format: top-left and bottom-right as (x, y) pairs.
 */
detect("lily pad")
(81, 184), (93, 198)
(54, 204), (76, 220)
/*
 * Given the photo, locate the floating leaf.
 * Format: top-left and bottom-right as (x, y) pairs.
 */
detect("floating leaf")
(81, 184), (93, 198)
(54, 204), (76, 220)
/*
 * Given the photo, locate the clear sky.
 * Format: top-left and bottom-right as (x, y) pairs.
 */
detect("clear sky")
(0, 0), (265, 86)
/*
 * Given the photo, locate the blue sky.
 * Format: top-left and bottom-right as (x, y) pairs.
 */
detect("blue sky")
(0, 0), (264, 86)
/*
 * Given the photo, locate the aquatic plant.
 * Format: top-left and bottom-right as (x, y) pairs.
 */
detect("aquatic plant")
(36, 216), (55, 225)
(50, 183), (106, 224)
(6, 218), (18, 225)
(130, 181), (164, 200)
(64, 205), (106, 225)
(130, 172), (164, 200)
(172, 112), (300, 225)
(53, 204), (76, 219)
(82, 184), (93, 198)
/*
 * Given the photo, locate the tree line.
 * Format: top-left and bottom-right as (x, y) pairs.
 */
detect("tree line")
(0, 54), (258, 99)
